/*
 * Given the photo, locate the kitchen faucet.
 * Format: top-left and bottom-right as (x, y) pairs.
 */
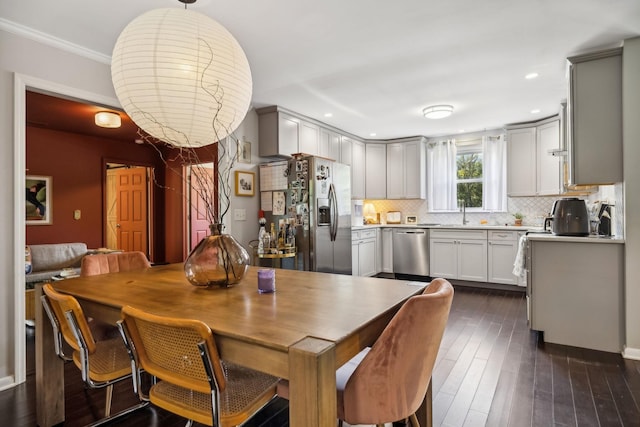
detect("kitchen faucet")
(460, 200), (469, 225)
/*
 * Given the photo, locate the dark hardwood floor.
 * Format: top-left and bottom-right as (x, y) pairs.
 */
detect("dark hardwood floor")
(3, 286), (639, 426)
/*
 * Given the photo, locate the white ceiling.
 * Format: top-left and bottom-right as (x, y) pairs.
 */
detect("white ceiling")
(2, 0), (639, 140)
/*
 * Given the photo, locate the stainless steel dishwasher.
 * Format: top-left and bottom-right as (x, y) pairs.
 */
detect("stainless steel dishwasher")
(392, 228), (429, 276)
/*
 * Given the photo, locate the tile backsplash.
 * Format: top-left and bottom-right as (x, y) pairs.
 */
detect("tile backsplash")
(362, 183), (624, 236)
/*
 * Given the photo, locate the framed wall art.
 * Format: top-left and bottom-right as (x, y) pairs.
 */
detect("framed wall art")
(237, 140), (251, 164)
(235, 171), (255, 197)
(26, 175), (52, 225)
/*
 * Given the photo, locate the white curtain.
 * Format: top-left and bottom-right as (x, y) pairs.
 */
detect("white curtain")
(428, 139), (457, 211)
(482, 135), (507, 211)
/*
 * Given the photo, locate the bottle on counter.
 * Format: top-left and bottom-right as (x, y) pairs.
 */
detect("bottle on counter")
(269, 223), (276, 249)
(257, 218), (267, 254)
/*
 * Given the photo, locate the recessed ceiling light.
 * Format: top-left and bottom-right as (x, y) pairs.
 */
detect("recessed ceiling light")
(531, 109), (541, 114)
(324, 113), (333, 118)
(423, 105), (453, 119)
(369, 133), (377, 137)
(459, 129), (465, 133)
(525, 72), (539, 79)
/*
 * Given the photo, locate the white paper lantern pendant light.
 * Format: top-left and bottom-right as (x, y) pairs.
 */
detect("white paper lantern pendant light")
(111, 0), (252, 148)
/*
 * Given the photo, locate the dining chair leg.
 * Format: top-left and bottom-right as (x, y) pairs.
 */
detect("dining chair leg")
(104, 384), (113, 417)
(409, 413), (420, 427)
(184, 420), (194, 427)
(337, 421), (343, 427)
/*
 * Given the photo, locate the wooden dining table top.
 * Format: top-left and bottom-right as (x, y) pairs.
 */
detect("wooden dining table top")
(51, 263), (425, 367)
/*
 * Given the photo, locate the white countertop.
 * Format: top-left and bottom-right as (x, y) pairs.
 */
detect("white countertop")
(526, 233), (624, 244)
(352, 223), (539, 232)
(352, 224), (625, 244)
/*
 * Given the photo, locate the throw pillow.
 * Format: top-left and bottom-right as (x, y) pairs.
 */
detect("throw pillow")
(25, 245), (32, 274)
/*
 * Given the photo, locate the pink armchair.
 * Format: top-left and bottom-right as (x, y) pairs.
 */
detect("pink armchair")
(80, 251), (151, 276)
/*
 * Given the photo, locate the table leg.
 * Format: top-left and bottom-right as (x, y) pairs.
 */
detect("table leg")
(35, 284), (65, 427)
(289, 337), (336, 427)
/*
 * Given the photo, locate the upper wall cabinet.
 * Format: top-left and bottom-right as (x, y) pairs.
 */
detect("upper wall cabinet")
(386, 138), (426, 199)
(567, 48), (623, 185)
(257, 107), (300, 158)
(507, 118), (561, 196)
(365, 143), (386, 199)
(351, 140), (366, 199)
(299, 121), (320, 156)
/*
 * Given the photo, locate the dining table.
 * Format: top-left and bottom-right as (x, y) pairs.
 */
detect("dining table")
(35, 263), (428, 427)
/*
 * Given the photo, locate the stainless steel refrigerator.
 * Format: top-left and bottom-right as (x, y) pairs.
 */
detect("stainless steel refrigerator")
(263, 155), (352, 274)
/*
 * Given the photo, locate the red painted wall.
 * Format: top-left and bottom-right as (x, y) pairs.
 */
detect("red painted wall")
(26, 126), (171, 261)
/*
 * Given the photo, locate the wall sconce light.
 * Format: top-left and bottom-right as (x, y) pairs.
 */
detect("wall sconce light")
(94, 111), (122, 128)
(423, 105), (454, 119)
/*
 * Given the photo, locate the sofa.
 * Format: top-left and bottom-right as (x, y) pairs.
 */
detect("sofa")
(25, 242), (88, 286)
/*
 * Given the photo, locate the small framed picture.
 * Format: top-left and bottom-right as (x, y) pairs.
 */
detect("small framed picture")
(405, 214), (417, 224)
(237, 140), (251, 164)
(26, 175), (52, 225)
(235, 171), (255, 197)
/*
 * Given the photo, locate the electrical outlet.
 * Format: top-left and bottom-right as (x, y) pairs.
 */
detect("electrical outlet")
(73, 209), (81, 220)
(234, 208), (246, 221)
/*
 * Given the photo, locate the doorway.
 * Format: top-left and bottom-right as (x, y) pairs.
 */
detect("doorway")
(105, 163), (153, 257)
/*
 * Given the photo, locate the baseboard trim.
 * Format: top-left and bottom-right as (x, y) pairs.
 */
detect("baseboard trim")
(622, 346), (640, 360)
(0, 375), (16, 392)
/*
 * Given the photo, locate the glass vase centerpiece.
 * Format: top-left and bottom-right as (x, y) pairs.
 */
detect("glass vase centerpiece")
(184, 223), (249, 287)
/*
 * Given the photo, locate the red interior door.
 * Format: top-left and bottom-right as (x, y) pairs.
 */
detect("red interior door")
(189, 164), (215, 251)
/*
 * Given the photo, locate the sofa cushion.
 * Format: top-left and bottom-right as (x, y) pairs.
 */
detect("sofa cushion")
(29, 243), (88, 272)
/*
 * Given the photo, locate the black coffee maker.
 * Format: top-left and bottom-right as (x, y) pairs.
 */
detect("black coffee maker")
(597, 203), (613, 236)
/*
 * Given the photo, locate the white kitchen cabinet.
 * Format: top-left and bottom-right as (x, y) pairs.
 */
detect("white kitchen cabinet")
(351, 140), (366, 199)
(536, 120), (562, 195)
(487, 230), (518, 285)
(430, 229), (487, 282)
(365, 143), (386, 199)
(567, 48), (623, 185)
(257, 108), (300, 158)
(386, 139), (426, 199)
(340, 136), (353, 166)
(381, 228), (393, 273)
(352, 229), (377, 277)
(299, 121), (320, 156)
(320, 128), (341, 161)
(507, 118), (561, 196)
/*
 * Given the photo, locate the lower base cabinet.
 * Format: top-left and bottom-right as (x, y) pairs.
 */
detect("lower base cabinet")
(352, 229), (377, 276)
(528, 239), (623, 352)
(381, 228), (393, 273)
(487, 230), (518, 285)
(429, 229), (487, 282)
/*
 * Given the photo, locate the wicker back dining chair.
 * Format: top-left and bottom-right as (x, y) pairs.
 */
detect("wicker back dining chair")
(40, 283), (147, 425)
(276, 277), (454, 427)
(117, 305), (280, 427)
(80, 251), (151, 277)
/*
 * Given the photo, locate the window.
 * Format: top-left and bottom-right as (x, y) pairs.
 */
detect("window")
(428, 135), (506, 212)
(456, 146), (483, 209)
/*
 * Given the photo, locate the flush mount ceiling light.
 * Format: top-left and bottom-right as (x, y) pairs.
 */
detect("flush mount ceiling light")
(94, 111), (121, 128)
(423, 105), (453, 119)
(110, 0), (252, 147)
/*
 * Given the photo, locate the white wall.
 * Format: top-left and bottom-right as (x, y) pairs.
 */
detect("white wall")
(0, 29), (118, 388)
(623, 37), (640, 359)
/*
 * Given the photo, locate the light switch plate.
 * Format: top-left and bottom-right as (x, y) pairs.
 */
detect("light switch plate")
(234, 208), (246, 221)
(73, 209), (81, 220)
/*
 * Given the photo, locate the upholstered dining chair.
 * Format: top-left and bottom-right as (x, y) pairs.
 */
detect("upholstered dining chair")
(80, 251), (151, 277)
(40, 283), (147, 426)
(277, 277), (454, 427)
(117, 305), (280, 427)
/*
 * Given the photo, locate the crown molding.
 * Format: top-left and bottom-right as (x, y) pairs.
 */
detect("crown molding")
(0, 18), (111, 65)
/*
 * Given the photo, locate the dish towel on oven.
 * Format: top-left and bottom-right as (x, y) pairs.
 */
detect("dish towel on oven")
(512, 234), (527, 278)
